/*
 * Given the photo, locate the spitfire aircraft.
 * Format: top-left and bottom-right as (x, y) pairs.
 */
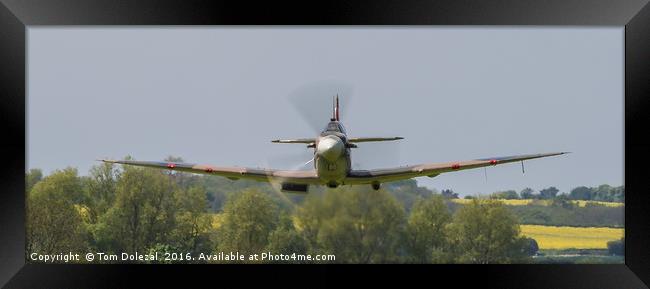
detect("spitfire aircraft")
(100, 96), (567, 193)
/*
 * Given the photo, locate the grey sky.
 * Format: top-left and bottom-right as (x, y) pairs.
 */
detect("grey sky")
(27, 27), (623, 196)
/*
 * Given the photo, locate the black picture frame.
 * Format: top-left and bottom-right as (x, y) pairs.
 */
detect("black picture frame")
(1, 0), (648, 288)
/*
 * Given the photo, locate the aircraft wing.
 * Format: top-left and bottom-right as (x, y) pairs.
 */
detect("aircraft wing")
(98, 159), (320, 184)
(345, 152), (568, 184)
(348, 137), (404, 143)
(271, 138), (316, 144)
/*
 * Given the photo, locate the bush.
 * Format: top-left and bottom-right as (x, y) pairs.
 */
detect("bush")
(523, 237), (539, 256)
(607, 238), (624, 256)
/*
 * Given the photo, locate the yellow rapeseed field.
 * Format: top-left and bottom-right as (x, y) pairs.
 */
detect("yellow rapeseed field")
(569, 200), (623, 207)
(451, 199), (536, 206)
(520, 225), (624, 250)
(181, 212), (624, 251)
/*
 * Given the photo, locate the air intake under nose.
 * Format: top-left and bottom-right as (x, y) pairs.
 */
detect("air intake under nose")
(316, 135), (344, 162)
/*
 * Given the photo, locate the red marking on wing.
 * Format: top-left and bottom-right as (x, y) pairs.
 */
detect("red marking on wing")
(490, 159), (497, 165)
(167, 163), (176, 169)
(452, 163), (461, 170)
(205, 167), (214, 173)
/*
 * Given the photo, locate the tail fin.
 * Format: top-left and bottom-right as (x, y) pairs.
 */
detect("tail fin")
(331, 95), (341, 121)
(335, 94), (340, 121)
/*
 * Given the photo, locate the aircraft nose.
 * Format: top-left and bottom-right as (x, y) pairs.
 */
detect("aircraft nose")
(317, 135), (344, 162)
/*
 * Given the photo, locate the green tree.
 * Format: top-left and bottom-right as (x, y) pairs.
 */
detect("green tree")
(441, 189), (458, 199)
(295, 187), (404, 263)
(171, 186), (213, 254)
(145, 243), (177, 264)
(539, 187), (559, 200)
(385, 179), (436, 211)
(522, 237), (539, 256)
(26, 168), (43, 193)
(569, 184), (624, 203)
(94, 165), (178, 254)
(491, 190), (519, 200)
(216, 189), (279, 261)
(551, 193), (575, 209)
(520, 187), (535, 199)
(569, 186), (593, 201)
(85, 162), (119, 223)
(265, 212), (308, 262)
(607, 238), (624, 255)
(27, 168), (88, 256)
(447, 199), (529, 264)
(404, 195), (452, 263)
(593, 184), (613, 201)
(611, 185), (624, 202)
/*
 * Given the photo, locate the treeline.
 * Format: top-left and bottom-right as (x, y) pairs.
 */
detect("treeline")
(507, 204), (623, 228)
(442, 200), (623, 228)
(386, 181), (624, 228)
(473, 185), (624, 203)
(26, 164), (215, 259)
(26, 161), (538, 264)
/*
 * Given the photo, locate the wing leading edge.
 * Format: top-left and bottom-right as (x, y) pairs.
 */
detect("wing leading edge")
(98, 159), (320, 185)
(271, 138), (315, 144)
(100, 152), (568, 187)
(347, 137), (404, 143)
(345, 152), (569, 185)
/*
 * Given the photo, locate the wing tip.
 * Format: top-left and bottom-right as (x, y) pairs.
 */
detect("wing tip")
(539, 151), (570, 158)
(96, 158), (118, 163)
(538, 151), (570, 158)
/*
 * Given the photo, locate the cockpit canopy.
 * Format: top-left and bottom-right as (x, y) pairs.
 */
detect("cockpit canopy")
(322, 121), (347, 134)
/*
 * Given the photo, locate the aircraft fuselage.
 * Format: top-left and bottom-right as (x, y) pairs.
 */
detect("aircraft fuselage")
(314, 121), (351, 187)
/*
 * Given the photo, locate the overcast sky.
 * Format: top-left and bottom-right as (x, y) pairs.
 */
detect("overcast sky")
(27, 27), (623, 196)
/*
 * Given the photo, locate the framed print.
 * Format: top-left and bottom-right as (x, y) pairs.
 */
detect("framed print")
(1, 0), (649, 288)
